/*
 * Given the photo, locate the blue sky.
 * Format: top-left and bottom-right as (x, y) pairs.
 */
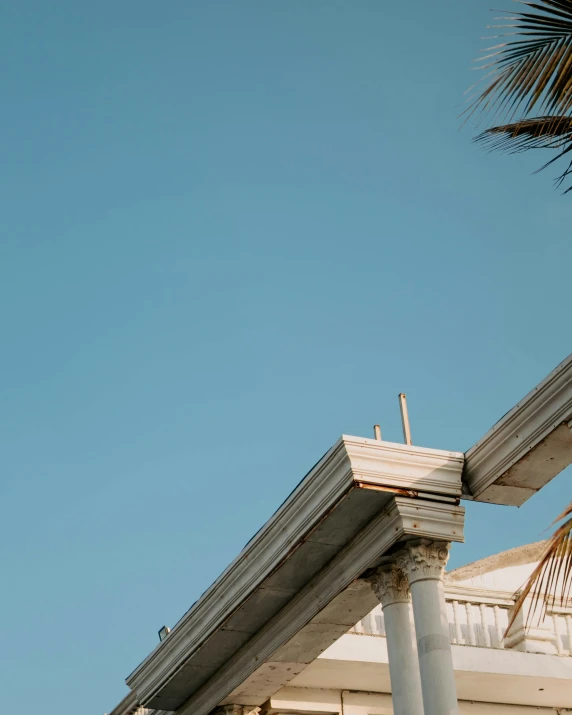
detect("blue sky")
(0, 2), (570, 713)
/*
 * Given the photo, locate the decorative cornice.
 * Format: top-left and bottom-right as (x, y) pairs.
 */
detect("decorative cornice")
(343, 436), (463, 497)
(396, 540), (450, 584)
(464, 353), (572, 505)
(392, 497), (464, 543)
(369, 564), (410, 607)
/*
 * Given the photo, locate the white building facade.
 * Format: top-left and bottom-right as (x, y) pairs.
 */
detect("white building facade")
(266, 542), (572, 714)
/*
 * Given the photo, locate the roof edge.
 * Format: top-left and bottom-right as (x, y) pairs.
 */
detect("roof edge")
(446, 540), (548, 583)
(463, 353), (572, 506)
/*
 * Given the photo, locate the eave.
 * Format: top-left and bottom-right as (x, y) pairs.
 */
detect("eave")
(463, 353), (572, 506)
(125, 436), (464, 714)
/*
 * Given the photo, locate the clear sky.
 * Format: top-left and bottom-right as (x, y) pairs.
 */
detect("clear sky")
(1, 2), (570, 713)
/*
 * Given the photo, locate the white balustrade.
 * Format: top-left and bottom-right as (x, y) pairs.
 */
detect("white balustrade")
(550, 611), (572, 655)
(351, 596), (572, 656)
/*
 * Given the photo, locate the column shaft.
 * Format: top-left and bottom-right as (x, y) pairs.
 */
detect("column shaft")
(398, 540), (458, 715)
(369, 566), (423, 715)
(409, 577), (457, 715)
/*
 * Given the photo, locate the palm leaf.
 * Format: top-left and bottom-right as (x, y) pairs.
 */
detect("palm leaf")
(475, 115), (572, 189)
(467, 0), (572, 124)
(475, 114), (572, 150)
(465, 2), (572, 191)
(505, 502), (572, 636)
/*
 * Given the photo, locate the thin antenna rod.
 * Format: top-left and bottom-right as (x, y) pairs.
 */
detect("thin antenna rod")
(373, 424), (382, 441)
(398, 393), (412, 445)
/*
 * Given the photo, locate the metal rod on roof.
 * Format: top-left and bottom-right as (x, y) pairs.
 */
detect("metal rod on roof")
(398, 393), (412, 445)
(373, 424), (382, 441)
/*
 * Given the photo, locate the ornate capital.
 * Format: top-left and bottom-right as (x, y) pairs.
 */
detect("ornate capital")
(396, 539), (450, 584)
(214, 707), (260, 715)
(369, 564), (410, 607)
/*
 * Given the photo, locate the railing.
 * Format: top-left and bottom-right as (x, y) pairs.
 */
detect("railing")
(446, 599), (509, 649)
(351, 596), (572, 655)
(551, 609), (572, 655)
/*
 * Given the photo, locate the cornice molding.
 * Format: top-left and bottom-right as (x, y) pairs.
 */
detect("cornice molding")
(343, 437), (463, 497)
(464, 353), (572, 505)
(394, 497), (464, 543)
(175, 497), (464, 715)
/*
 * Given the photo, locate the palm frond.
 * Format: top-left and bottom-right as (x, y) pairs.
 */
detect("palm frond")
(475, 114), (572, 151)
(505, 502), (572, 637)
(474, 115), (572, 190)
(466, 0), (572, 125)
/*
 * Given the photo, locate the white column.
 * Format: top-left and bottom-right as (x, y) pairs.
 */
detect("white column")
(369, 564), (424, 715)
(397, 539), (458, 715)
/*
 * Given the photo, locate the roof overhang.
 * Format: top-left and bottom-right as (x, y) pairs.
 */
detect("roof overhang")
(125, 436), (464, 714)
(463, 353), (572, 506)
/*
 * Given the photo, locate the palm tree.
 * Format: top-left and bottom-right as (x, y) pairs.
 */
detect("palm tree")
(466, 0), (572, 628)
(467, 0), (572, 191)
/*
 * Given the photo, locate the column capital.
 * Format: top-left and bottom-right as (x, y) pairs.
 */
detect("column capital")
(396, 539), (450, 584)
(369, 564), (411, 608)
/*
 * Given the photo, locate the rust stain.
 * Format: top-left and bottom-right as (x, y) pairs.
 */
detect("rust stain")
(356, 481), (461, 506)
(355, 481), (418, 498)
